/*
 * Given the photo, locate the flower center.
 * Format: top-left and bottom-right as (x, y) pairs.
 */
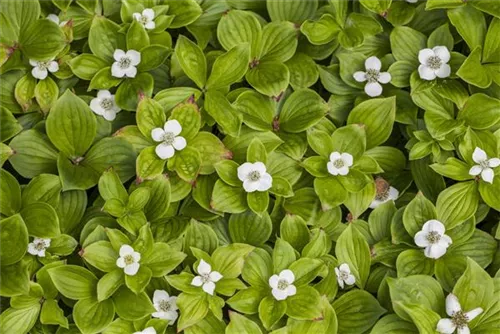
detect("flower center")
(200, 273), (211, 284)
(35, 241), (46, 251)
(162, 132), (175, 145)
(426, 231), (441, 244)
(159, 300), (172, 312)
(452, 311), (469, 329)
(124, 254), (135, 265)
(427, 56), (442, 70)
(479, 160), (489, 169)
(140, 16), (149, 24)
(100, 98), (113, 110)
(37, 61), (50, 70)
(248, 171), (261, 181)
(365, 69), (380, 83)
(277, 279), (289, 290)
(340, 271), (349, 280)
(333, 159), (345, 168)
(118, 57), (132, 69)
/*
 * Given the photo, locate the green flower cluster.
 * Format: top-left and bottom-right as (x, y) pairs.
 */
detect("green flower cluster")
(1, 0), (500, 333)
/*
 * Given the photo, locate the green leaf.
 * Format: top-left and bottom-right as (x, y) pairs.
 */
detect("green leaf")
(285, 52), (319, 90)
(205, 90), (242, 137)
(98, 168), (128, 203)
(175, 35), (207, 89)
(278, 89), (328, 133)
(270, 176), (294, 198)
(40, 299), (68, 328)
(20, 19), (66, 60)
(206, 44), (250, 90)
(227, 312), (263, 334)
(332, 290), (386, 333)
(177, 293), (209, 331)
(97, 269), (124, 302)
(229, 210), (272, 246)
(259, 296), (286, 330)
(453, 257), (494, 311)
(136, 146), (166, 181)
(394, 302), (440, 334)
(0, 214), (28, 266)
(430, 158), (473, 181)
(0, 305), (40, 334)
(34, 77), (59, 113)
(246, 60), (290, 97)
(447, 5), (486, 51)
(165, 0), (202, 28)
(136, 96), (166, 139)
(371, 314), (418, 334)
(314, 177), (347, 210)
(359, 0), (392, 13)
(388, 61), (415, 88)
(20, 202), (60, 238)
(125, 266), (152, 294)
(286, 286), (322, 320)
(46, 90), (97, 158)
(428, 23), (454, 50)
(388, 275), (444, 321)
(233, 90), (274, 131)
(73, 298), (115, 334)
(212, 243), (254, 278)
(137, 45), (171, 72)
(0, 169), (21, 216)
(331, 124), (366, 160)
(143, 243), (186, 277)
(260, 21), (298, 62)
(88, 16), (122, 62)
(112, 286), (155, 320)
(335, 224), (371, 288)
(347, 97), (396, 149)
(457, 47), (491, 89)
(267, 0), (317, 23)
(217, 9), (261, 56)
(115, 72), (154, 111)
(436, 181), (479, 229)
(300, 14), (340, 45)
(126, 19), (149, 51)
(83, 241), (118, 272)
(48, 265), (98, 300)
(403, 193), (437, 236)
(191, 132), (231, 175)
(483, 17), (500, 63)
(396, 249), (435, 277)
(69, 54), (109, 80)
(170, 102), (201, 141)
(0, 261), (30, 297)
(390, 26), (426, 65)
(0, 106), (22, 142)
(457, 93), (500, 130)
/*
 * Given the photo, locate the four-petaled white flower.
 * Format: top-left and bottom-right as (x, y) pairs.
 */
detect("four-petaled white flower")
(191, 259), (223, 295)
(116, 245), (141, 276)
(237, 162), (273, 193)
(47, 14), (67, 26)
(353, 56), (391, 97)
(133, 327), (156, 334)
(30, 58), (59, 80)
(414, 219), (452, 259)
(133, 8), (156, 30)
(437, 293), (483, 334)
(111, 49), (141, 78)
(418, 46), (451, 80)
(89, 90), (121, 121)
(152, 290), (178, 324)
(27, 238), (51, 257)
(370, 178), (399, 209)
(268, 269), (296, 301)
(468, 147), (500, 184)
(327, 152), (353, 176)
(335, 263), (356, 289)
(151, 120), (187, 160)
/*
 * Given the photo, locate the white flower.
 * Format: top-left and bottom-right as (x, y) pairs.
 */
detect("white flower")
(151, 120), (187, 160)
(437, 294), (483, 334)
(414, 220), (452, 259)
(111, 49), (141, 78)
(327, 152), (353, 176)
(268, 269), (296, 301)
(406, 0), (418, 3)
(335, 263), (356, 289)
(89, 90), (121, 121)
(116, 245), (141, 276)
(468, 147), (500, 184)
(133, 8), (156, 30)
(47, 14), (67, 26)
(353, 56), (391, 97)
(191, 259), (223, 295)
(237, 162), (273, 192)
(370, 178), (399, 209)
(30, 58), (59, 80)
(152, 290), (178, 324)
(133, 327), (156, 334)
(27, 238), (51, 257)
(418, 46), (451, 80)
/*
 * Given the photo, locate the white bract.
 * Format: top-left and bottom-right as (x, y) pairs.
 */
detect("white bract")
(30, 58), (59, 80)
(414, 220), (452, 259)
(116, 245), (141, 276)
(437, 294), (483, 334)
(370, 178), (399, 209)
(151, 120), (187, 160)
(353, 56), (391, 97)
(237, 162), (273, 192)
(111, 49), (141, 78)
(418, 46), (451, 80)
(27, 238), (51, 257)
(268, 269), (296, 301)
(133, 327), (156, 334)
(335, 263), (355, 289)
(89, 90), (121, 121)
(327, 152), (353, 176)
(47, 14), (67, 26)
(406, 0), (418, 3)
(468, 147), (500, 184)
(191, 260), (223, 295)
(152, 290), (178, 324)
(133, 8), (156, 30)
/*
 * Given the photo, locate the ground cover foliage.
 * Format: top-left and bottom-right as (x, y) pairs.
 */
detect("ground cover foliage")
(1, 0), (500, 333)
